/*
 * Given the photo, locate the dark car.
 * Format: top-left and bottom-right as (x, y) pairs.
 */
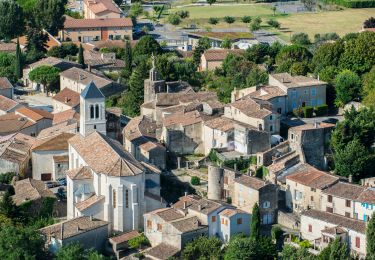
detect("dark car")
(322, 118), (339, 124)
(57, 177), (67, 186)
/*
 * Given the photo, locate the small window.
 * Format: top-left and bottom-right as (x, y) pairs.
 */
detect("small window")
(147, 220), (152, 229)
(225, 219), (228, 226)
(263, 201), (270, 209)
(291, 134), (294, 140)
(345, 212), (350, 218)
(311, 196), (314, 202)
(90, 105), (94, 119)
(270, 125), (273, 132)
(308, 224), (312, 232)
(346, 200), (351, 207)
(269, 115), (273, 120)
(326, 207), (333, 213)
(157, 223), (162, 231)
(94, 125), (97, 130)
(95, 104), (99, 119)
(221, 218), (224, 224)
(224, 177), (228, 185)
(126, 190), (129, 208)
(211, 216), (216, 222)
(237, 218), (242, 225)
(355, 237), (360, 248)
(113, 189), (116, 208)
(328, 195), (333, 203)
(311, 188), (316, 192)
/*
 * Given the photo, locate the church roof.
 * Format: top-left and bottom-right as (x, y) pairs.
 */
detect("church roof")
(80, 81), (105, 99)
(69, 131), (145, 177)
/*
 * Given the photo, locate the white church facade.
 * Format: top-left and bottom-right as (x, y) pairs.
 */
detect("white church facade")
(66, 82), (165, 232)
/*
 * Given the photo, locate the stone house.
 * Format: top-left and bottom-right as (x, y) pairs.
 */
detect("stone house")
(203, 116), (270, 156)
(0, 133), (35, 175)
(269, 73), (327, 112)
(84, 50), (125, 73)
(83, 0), (124, 19)
(0, 77), (14, 99)
(200, 49), (245, 71)
(60, 67), (123, 97)
(224, 98), (280, 134)
(285, 163), (339, 214)
(288, 122), (335, 170)
(218, 208), (250, 243)
(123, 116), (166, 170)
(40, 216), (110, 254)
(32, 132), (75, 181)
(52, 88), (80, 113)
(23, 57), (81, 90)
(355, 188), (375, 222)
(60, 17), (133, 43)
(0, 95), (22, 115)
(301, 209), (366, 258)
(232, 175), (278, 224)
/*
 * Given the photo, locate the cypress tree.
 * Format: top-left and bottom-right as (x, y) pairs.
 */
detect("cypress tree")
(367, 213), (375, 258)
(78, 44), (85, 68)
(15, 38), (22, 79)
(250, 203), (261, 239)
(123, 40), (132, 79)
(329, 237), (349, 260)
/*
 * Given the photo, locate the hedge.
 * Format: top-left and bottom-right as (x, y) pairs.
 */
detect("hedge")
(314, 104), (328, 116)
(191, 176), (200, 186)
(322, 0), (375, 8)
(303, 106), (314, 118)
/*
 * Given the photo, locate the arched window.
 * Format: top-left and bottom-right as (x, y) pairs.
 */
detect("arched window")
(95, 104), (99, 119)
(90, 105), (94, 119)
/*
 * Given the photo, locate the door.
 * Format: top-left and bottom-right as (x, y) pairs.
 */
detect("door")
(262, 213), (272, 224)
(41, 173), (52, 181)
(101, 28), (109, 40)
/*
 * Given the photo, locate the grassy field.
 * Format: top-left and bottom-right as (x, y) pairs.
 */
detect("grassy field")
(169, 4), (375, 42)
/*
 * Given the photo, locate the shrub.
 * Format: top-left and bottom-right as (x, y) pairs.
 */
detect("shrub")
(291, 33), (311, 45)
(267, 19), (280, 28)
(271, 226), (284, 241)
(208, 17), (219, 25)
(223, 16), (235, 24)
(176, 10), (189, 19)
(303, 106), (314, 118)
(168, 13), (181, 25)
(299, 240), (312, 248)
(293, 107), (304, 117)
(241, 15), (252, 23)
(128, 234), (150, 249)
(226, 197), (232, 204)
(0, 172), (16, 184)
(314, 104), (328, 116)
(191, 176), (201, 185)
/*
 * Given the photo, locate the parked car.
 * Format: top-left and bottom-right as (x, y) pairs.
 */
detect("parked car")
(57, 177), (66, 186)
(322, 118), (339, 124)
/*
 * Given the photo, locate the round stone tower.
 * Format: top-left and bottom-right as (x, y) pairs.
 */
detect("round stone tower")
(208, 165), (224, 200)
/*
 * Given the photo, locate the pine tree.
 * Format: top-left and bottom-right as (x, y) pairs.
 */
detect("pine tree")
(15, 38), (22, 80)
(329, 237), (349, 260)
(122, 61), (148, 117)
(78, 44), (85, 68)
(367, 213), (375, 258)
(122, 40), (132, 79)
(250, 203), (261, 239)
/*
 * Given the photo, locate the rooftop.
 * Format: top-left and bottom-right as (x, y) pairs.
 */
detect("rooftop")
(202, 49), (245, 61)
(229, 98), (272, 119)
(271, 73), (327, 88)
(0, 112), (35, 135)
(75, 195), (105, 211)
(357, 188), (375, 205)
(81, 81), (105, 99)
(145, 243), (179, 260)
(13, 178), (56, 205)
(0, 133), (35, 164)
(109, 230), (140, 244)
(39, 216), (109, 240)
(66, 166), (93, 180)
(246, 85), (287, 101)
(170, 216), (202, 233)
(53, 109), (80, 125)
(302, 209), (366, 234)
(69, 131), (145, 177)
(234, 175), (267, 190)
(33, 132), (75, 151)
(286, 164), (339, 190)
(15, 107), (53, 122)
(219, 208), (247, 217)
(61, 67), (112, 89)
(323, 182), (365, 200)
(28, 56), (79, 69)
(163, 110), (217, 128)
(84, 0), (122, 15)
(0, 77), (13, 89)
(64, 17), (132, 29)
(37, 120), (78, 139)
(0, 95), (19, 112)
(53, 88), (80, 108)
(289, 122), (335, 132)
(321, 226), (347, 235)
(0, 43), (17, 52)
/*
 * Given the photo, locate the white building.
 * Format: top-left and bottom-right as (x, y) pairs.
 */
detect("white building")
(66, 82), (164, 232)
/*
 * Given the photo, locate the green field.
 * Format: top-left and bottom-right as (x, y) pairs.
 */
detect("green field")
(170, 4), (375, 42)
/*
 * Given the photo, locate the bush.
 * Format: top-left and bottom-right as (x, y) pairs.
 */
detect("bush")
(293, 107), (304, 117)
(168, 13), (181, 25)
(0, 172), (15, 184)
(267, 19), (280, 28)
(299, 240), (312, 248)
(271, 226), (284, 241)
(303, 106), (314, 118)
(223, 16), (235, 24)
(208, 17), (219, 25)
(241, 16), (252, 23)
(291, 33), (311, 45)
(322, 0), (375, 8)
(176, 10), (189, 19)
(128, 234), (150, 249)
(191, 176), (200, 186)
(226, 197), (232, 204)
(314, 104), (328, 116)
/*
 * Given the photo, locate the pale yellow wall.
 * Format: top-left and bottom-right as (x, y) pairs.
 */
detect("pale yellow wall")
(232, 182), (259, 214)
(286, 179), (323, 214)
(321, 193), (355, 218)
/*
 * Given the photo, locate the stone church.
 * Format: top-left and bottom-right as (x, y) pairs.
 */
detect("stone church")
(66, 82), (165, 232)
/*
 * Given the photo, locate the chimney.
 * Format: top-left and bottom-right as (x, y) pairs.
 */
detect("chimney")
(90, 215), (93, 221)
(183, 201), (187, 209)
(60, 223), (64, 240)
(76, 226), (80, 232)
(349, 175), (353, 183)
(184, 191), (188, 197)
(88, 65), (92, 72)
(314, 121), (318, 128)
(65, 97), (69, 103)
(198, 204), (202, 211)
(79, 74), (83, 81)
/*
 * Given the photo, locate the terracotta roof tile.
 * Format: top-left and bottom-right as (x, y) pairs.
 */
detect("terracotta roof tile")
(302, 209), (366, 234)
(84, 0), (122, 15)
(0, 112), (35, 135)
(0, 43), (17, 52)
(69, 132), (145, 176)
(323, 182), (365, 200)
(145, 243), (179, 260)
(33, 132), (75, 151)
(15, 107), (53, 122)
(37, 120), (78, 139)
(0, 95), (19, 111)
(286, 164), (339, 189)
(203, 49), (245, 61)
(64, 17), (132, 29)
(12, 178), (56, 205)
(53, 155), (69, 163)
(163, 110), (217, 128)
(246, 85), (287, 101)
(109, 230), (140, 244)
(0, 133), (35, 164)
(53, 109), (80, 125)
(75, 195), (104, 211)
(219, 208), (247, 217)
(53, 88), (80, 108)
(271, 73), (327, 88)
(66, 166), (93, 180)
(155, 208), (185, 221)
(170, 216), (202, 233)
(234, 175), (266, 190)
(357, 188), (375, 205)
(60, 67), (112, 89)
(289, 122), (335, 132)
(321, 226), (347, 235)
(229, 98), (272, 119)
(0, 77), (13, 89)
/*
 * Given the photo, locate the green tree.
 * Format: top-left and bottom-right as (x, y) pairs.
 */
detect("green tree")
(245, 43), (271, 64)
(0, 52), (16, 83)
(122, 40), (132, 79)
(0, 226), (45, 259)
(367, 212), (375, 259)
(25, 27), (48, 63)
(122, 61), (148, 117)
(250, 203), (260, 239)
(291, 33), (311, 46)
(223, 16), (235, 24)
(56, 242), (107, 260)
(128, 234), (150, 249)
(208, 17), (219, 25)
(221, 37), (232, 49)
(334, 69), (361, 107)
(130, 2), (143, 18)
(0, 0), (25, 40)
(33, 0), (66, 35)
(333, 138), (372, 180)
(167, 13), (181, 25)
(339, 31), (375, 75)
(241, 15), (252, 23)
(250, 19), (261, 31)
(363, 66), (375, 108)
(207, 0), (216, 5)
(0, 190), (18, 219)
(29, 65), (60, 95)
(192, 37), (211, 66)
(281, 244), (312, 260)
(78, 44), (85, 68)
(182, 236), (222, 260)
(246, 67), (268, 86)
(311, 41), (344, 74)
(329, 237), (349, 260)
(276, 45), (311, 73)
(132, 35), (162, 64)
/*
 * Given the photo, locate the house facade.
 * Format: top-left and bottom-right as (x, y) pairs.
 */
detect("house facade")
(83, 0), (124, 19)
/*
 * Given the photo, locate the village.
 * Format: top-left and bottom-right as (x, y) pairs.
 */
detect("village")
(0, 0), (374, 259)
